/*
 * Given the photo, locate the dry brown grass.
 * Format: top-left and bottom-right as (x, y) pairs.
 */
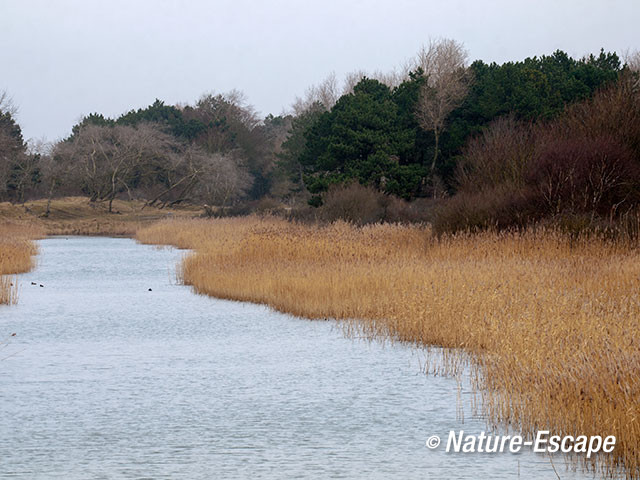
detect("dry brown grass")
(0, 276), (18, 305)
(0, 222), (44, 304)
(138, 216), (640, 477)
(0, 197), (203, 236)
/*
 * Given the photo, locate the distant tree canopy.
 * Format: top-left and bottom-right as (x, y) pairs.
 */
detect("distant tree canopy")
(284, 48), (623, 202)
(442, 49), (622, 160)
(118, 100), (207, 140)
(62, 92), (286, 206)
(69, 100), (206, 141)
(298, 78), (425, 200)
(2, 45), (631, 223)
(0, 97), (40, 203)
(435, 72), (640, 233)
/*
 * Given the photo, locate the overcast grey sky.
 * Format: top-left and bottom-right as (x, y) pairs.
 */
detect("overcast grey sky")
(2, 0), (639, 142)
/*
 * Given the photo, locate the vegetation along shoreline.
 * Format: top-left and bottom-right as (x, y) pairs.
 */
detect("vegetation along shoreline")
(2, 41), (640, 477)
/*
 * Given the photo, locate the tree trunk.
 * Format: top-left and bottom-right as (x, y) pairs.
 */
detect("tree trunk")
(44, 182), (55, 217)
(144, 173), (194, 209)
(430, 127), (439, 173)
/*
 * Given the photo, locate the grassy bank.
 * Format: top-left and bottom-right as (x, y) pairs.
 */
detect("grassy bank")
(137, 217), (640, 477)
(0, 222), (43, 304)
(0, 197), (203, 236)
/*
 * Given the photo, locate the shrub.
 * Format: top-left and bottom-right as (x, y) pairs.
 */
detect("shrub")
(319, 182), (387, 225)
(308, 182), (432, 225)
(433, 185), (540, 234)
(383, 196), (435, 224)
(456, 115), (535, 193)
(528, 135), (640, 216)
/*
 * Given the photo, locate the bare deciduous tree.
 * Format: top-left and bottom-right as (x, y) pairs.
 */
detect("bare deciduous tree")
(341, 70), (369, 97)
(54, 123), (176, 211)
(0, 91), (17, 117)
(343, 65), (412, 95)
(141, 145), (202, 208)
(292, 73), (341, 115)
(37, 145), (70, 217)
(52, 121), (254, 211)
(292, 67), (412, 116)
(187, 90), (261, 153)
(195, 151), (253, 208)
(623, 49), (640, 88)
(414, 38), (471, 173)
(371, 64), (412, 89)
(142, 146), (251, 209)
(293, 61), (414, 116)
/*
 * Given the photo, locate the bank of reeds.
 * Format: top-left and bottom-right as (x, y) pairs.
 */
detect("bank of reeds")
(0, 222), (43, 304)
(137, 216), (640, 477)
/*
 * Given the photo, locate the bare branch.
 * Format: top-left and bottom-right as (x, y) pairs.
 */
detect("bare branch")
(414, 38), (472, 174)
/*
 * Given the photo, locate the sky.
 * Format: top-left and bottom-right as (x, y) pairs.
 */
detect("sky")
(2, 0), (639, 143)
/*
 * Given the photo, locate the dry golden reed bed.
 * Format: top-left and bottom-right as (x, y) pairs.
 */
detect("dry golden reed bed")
(138, 216), (640, 477)
(0, 222), (43, 304)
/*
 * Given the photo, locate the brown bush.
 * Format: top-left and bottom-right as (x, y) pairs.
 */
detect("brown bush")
(528, 135), (640, 216)
(433, 185), (540, 234)
(440, 76), (640, 233)
(382, 196), (435, 224)
(315, 182), (434, 225)
(457, 115), (536, 192)
(318, 182), (387, 225)
(558, 71), (640, 157)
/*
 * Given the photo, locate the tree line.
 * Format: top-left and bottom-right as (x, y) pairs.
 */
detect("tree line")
(1, 40), (639, 229)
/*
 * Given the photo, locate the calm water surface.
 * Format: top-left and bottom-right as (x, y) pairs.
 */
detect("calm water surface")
(0, 237), (608, 479)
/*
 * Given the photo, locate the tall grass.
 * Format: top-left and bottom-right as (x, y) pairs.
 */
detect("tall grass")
(0, 222), (43, 304)
(138, 217), (640, 477)
(0, 276), (18, 305)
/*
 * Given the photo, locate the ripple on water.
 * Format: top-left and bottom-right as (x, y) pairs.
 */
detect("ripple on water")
(0, 237), (618, 479)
